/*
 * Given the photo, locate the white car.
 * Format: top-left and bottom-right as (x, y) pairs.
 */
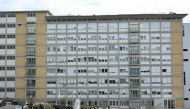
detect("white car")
(15, 105), (22, 109)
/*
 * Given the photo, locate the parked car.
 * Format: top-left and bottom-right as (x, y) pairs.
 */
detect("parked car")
(12, 100), (19, 105)
(0, 100), (6, 107)
(15, 105), (22, 109)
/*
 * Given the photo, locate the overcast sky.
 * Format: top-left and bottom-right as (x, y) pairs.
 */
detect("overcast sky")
(0, 0), (189, 22)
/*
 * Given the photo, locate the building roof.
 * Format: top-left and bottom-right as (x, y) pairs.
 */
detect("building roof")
(46, 13), (188, 20)
(0, 10), (52, 15)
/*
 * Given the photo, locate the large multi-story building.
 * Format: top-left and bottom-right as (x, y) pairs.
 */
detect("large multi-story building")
(183, 23), (190, 108)
(0, 10), (187, 109)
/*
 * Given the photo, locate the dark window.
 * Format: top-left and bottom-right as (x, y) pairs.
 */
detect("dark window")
(18, 24), (21, 26)
(162, 69), (166, 72)
(183, 49), (188, 51)
(183, 59), (188, 61)
(189, 89), (190, 91)
(184, 98), (188, 100)
(184, 72), (186, 85)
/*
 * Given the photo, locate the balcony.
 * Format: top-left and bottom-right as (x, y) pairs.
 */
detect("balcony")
(130, 61), (140, 65)
(129, 39), (139, 43)
(130, 68), (140, 76)
(129, 50), (140, 54)
(26, 29), (36, 34)
(26, 51), (36, 55)
(129, 28), (139, 33)
(25, 72), (35, 77)
(130, 94), (140, 99)
(26, 84), (35, 88)
(26, 40), (36, 45)
(130, 83), (140, 87)
(26, 62), (35, 66)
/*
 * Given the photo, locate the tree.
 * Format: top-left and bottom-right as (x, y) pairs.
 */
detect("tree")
(99, 101), (109, 109)
(60, 97), (66, 105)
(18, 99), (25, 109)
(27, 97), (34, 109)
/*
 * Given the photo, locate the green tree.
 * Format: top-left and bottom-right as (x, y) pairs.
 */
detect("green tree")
(60, 97), (66, 105)
(18, 99), (25, 109)
(27, 97), (34, 108)
(99, 101), (109, 109)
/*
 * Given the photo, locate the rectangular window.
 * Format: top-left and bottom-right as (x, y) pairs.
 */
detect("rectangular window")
(68, 24), (76, 30)
(98, 23), (107, 30)
(57, 24), (66, 30)
(184, 59), (188, 61)
(151, 66), (160, 74)
(88, 67), (97, 73)
(7, 67), (15, 70)
(0, 35), (5, 39)
(119, 34), (128, 40)
(0, 78), (5, 81)
(98, 56), (108, 62)
(161, 22), (170, 31)
(67, 34), (76, 41)
(77, 67), (87, 73)
(78, 34), (87, 40)
(0, 89), (5, 92)
(119, 67), (128, 73)
(88, 34), (97, 40)
(140, 22), (149, 31)
(151, 22), (160, 31)
(7, 46), (15, 49)
(0, 56), (5, 60)
(88, 23), (97, 30)
(0, 24), (5, 28)
(7, 14), (15, 17)
(7, 78), (15, 81)
(119, 23), (128, 30)
(27, 13), (35, 17)
(78, 23), (87, 30)
(7, 56), (15, 60)
(0, 67), (5, 70)
(47, 35), (56, 41)
(47, 24), (56, 30)
(7, 89), (15, 92)
(108, 34), (118, 40)
(140, 66), (150, 73)
(7, 24), (15, 28)
(0, 14), (6, 17)
(109, 45), (118, 51)
(7, 35), (15, 38)
(98, 45), (107, 51)
(88, 45), (97, 51)
(183, 49), (188, 51)
(162, 55), (171, 62)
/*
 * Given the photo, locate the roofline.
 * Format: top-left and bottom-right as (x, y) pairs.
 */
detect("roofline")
(0, 10), (52, 15)
(46, 14), (188, 20)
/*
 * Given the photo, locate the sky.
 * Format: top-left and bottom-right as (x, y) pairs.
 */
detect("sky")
(0, 0), (189, 22)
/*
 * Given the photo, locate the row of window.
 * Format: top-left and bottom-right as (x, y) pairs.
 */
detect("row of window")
(46, 88), (172, 95)
(0, 78), (15, 81)
(0, 67), (15, 70)
(47, 22), (171, 31)
(0, 46), (15, 49)
(47, 33), (171, 41)
(0, 88), (15, 92)
(47, 44), (170, 52)
(46, 55), (171, 63)
(47, 66), (171, 74)
(0, 35), (15, 39)
(0, 56), (15, 60)
(0, 24), (15, 28)
(0, 13), (35, 17)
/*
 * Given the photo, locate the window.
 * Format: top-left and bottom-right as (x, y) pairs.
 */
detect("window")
(152, 89), (161, 95)
(7, 24), (15, 28)
(47, 89), (56, 95)
(57, 56), (66, 63)
(162, 45), (171, 52)
(184, 98), (188, 100)
(0, 89), (5, 92)
(184, 59), (189, 61)
(88, 89), (97, 95)
(27, 13), (36, 17)
(151, 55), (160, 62)
(98, 23), (107, 30)
(7, 46), (15, 49)
(141, 89), (150, 95)
(68, 45), (76, 52)
(88, 56), (97, 62)
(152, 77), (161, 84)
(78, 23), (87, 30)
(140, 66), (150, 74)
(67, 34), (76, 41)
(67, 78), (77, 84)
(119, 34), (128, 40)
(151, 22), (160, 31)
(47, 24), (56, 30)
(109, 67), (118, 73)
(162, 77), (171, 84)
(57, 35), (66, 41)
(47, 46), (56, 52)
(78, 78), (87, 84)
(57, 68), (66, 73)
(88, 23), (97, 30)
(0, 35), (5, 39)
(98, 34), (107, 40)
(162, 89), (172, 95)
(88, 34), (97, 40)
(140, 44), (149, 52)
(7, 67), (15, 70)
(98, 56), (108, 62)
(47, 78), (56, 84)
(98, 67), (108, 73)
(140, 55), (150, 62)
(88, 67), (97, 73)
(88, 78), (98, 84)
(183, 49), (188, 51)
(120, 78), (129, 84)
(119, 45), (128, 51)
(151, 44), (160, 51)
(0, 56), (5, 60)
(67, 67), (77, 74)
(7, 14), (15, 17)
(140, 33), (149, 41)
(57, 24), (66, 30)
(0, 24), (5, 28)
(119, 67), (128, 73)
(47, 35), (56, 41)
(161, 22), (170, 31)
(0, 78), (5, 81)
(0, 14), (6, 17)
(67, 56), (77, 62)
(67, 24), (76, 31)
(0, 67), (5, 70)
(109, 56), (118, 62)
(120, 56), (128, 62)
(46, 56), (56, 63)
(7, 35), (15, 39)
(162, 55), (171, 62)
(140, 22), (149, 31)
(7, 89), (15, 92)
(161, 33), (171, 42)
(151, 33), (160, 41)
(57, 46), (66, 52)
(151, 66), (161, 74)
(78, 45), (87, 51)
(78, 35), (87, 40)
(109, 89), (118, 95)
(7, 56), (15, 60)
(77, 67), (87, 73)
(109, 23), (118, 30)
(7, 78), (15, 81)
(162, 66), (171, 73)
(78, 89), (87, 95)
(88, 45), (97, 51)
(109, 34), (118, 40)
(78, 56), (87, 62)
(98, 45), (107, 51)
(141, 77), (150, 84)
(99, 89), (108, 95)
(119, 23), (128, 31)
(109, 45), (118, 51)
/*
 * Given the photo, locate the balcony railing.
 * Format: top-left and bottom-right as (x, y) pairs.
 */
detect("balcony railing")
(129, 28), (139, 32)
(26, 29), (36, 34)
(26, 84), (35, 87)
(129, 50), (140, 54)
(26, 40), (36, 44)
(26, 94), (35, 97)
(129, 39), (139, 43)
(130, 61), (140, 65)
(130, 82), (140, 87)
(130, 94), (140, 99)
(26, 51), (36, 55)
(25, 72), (35, 77)
(26, 62), (35, 66)
(130, 72), (140, 76)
